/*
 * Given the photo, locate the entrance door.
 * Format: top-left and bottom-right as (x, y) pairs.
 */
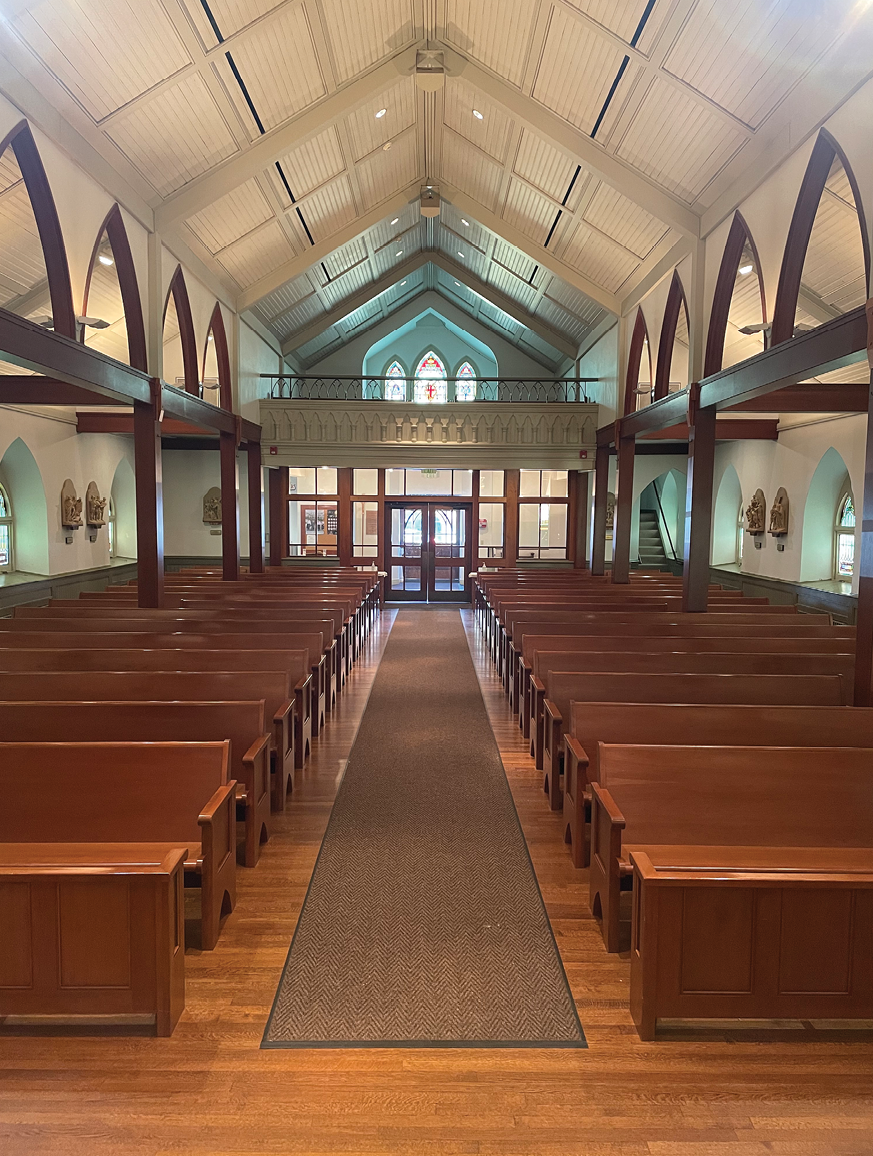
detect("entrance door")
(386, 502), (471, 602)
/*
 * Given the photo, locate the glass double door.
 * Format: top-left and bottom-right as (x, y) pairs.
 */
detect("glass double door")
(387, 502), (471, 602)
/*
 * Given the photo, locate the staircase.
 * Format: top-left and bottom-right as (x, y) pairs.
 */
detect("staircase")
(638, 509), (668, 569)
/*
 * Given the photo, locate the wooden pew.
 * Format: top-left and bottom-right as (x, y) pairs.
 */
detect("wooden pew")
(589, 743), (873, 952)
(0, 844), (187, 1036)
(0, 741), (237, 951)
(0, 671), (297, 811)
(629, 847), (873, 1040)
(0, 701), (271, 867)
(564, 703), (873, 868)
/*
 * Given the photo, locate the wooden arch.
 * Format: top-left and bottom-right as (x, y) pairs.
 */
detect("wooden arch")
(203, 302), (233, 411)
(163, 266), (198, 394)
(654, 270), (689, 401)
(703, 212), (766, 377)
(82, 204), (147, 372)
(623, 308), (651, 416)
(771, 129), (870, 347)
(0, 120), (75, 340)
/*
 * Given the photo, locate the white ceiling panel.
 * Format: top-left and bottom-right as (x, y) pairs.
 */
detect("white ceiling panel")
(444, 0), (537, 88)
(502, 178), (560, 246)
(216, 219), (296, 288)
(322, 236), (369, 279)
(345, 76), (417, 161)
(800, 182), (868, 315)
(13, 0), (191, 121)
(367, 202), (420, 250)
(274, 127), (346, 203)
(490, 238), (540, 283)
(440, 131), (504, 213)
(544, 276), (607, 326)
(181, 0), (286, 46)
(440, 202), (490, 252)
(582, 181), (669, 258)
(186, 177), (274, 253)
(443, 76), (513, 164)
(297, 328), (341, 362)
(254, 273), (317, 324)
(319, 0), (415, 85)
(320, 260), (372, 308)
(0, 182), (48, 304)
(220, 5), (324, 134)
(297, 173), (357, 240)
(355, 131), (420, 209)
(513, 130), (583, 205)
(533, 7), (635, 136)
(106, 73), (238, 196)
(561, 220), (640, 292)
(487, 262), (538, 311)
(614, 77), (747, 204)
(341, 297), (382, 331)
(561, 0), (669, 46)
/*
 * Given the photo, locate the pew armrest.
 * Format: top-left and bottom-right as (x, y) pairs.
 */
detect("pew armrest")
(273, 697), (296, 767)
(543, 698), (563, 761)
(198, 781), (237, 950)
(198, 781), (238, 859)
(564, 734), (590, 800)
(294, 673), (312, 723)
(591, 783), (626, 829)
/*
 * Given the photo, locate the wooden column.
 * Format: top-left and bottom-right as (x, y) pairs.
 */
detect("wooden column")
(591, 444), (610, 576)
(505, 469), (520, 567)
(267, 467), (284, 567)
(133, 387), (163, 608)
(611, 429), (635, 583)
(573, 469), (591, 569)
(337, 467), (352, 566)
(682, 393), (717, 613)
(471, 469), (480, 568)
(246, 441), (264, 574)
(853, 337), (873, 703)
(219, 429), (240, 581)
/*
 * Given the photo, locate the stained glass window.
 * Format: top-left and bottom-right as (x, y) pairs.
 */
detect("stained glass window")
(835, 490), (856, 578)
(414, 351), (447, 404)
(0, 482), (12, 571)
(455, 361), (476, 402)
(384, 360), (407, 401)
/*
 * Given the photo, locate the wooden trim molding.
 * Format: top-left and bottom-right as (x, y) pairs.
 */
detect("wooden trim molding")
(654, 270), (689, 401)
(204, 302), (233, 412)
(772, 130), (870, 347)
(82, 204), (148, 372)
(163, 266), (199, 396)
(0, 120), (75, 340)
(623, 308), (651, 416)
(703, 212), (766, 377)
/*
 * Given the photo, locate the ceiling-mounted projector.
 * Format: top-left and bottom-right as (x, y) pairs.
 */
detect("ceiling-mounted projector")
(415, 49), (445, 91)
(420, 184), (440, 218)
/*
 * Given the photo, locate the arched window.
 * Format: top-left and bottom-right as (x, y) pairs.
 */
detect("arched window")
(704, 213), (767, 375)
(384, 360), (407, 401)
(835, 484), (856, 579)
(0, 482), (12, 572)
(455, 361), (477, 402)
(414, 351), (447, 404)
(107, 494), (116, 559)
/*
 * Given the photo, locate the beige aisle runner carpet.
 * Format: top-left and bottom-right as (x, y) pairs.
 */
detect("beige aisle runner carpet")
(262, 609), (585, 1048)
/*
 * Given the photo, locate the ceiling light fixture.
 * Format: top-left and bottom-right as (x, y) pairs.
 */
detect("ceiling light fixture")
(738, 322), (772, 335)
(738, 263), (754, 275)
(382, 140), (392, 151)
(461, 218), (469, 227)
(396, 250), (403, 257)
(458, 251), (465, 258)
(390, 217), (399, 225)
(375, 108), (387, 118)
(400, 280), (407, 286)
(454, 281), (460, 286)
(472, 109), (484, 120)
(98, 254), (114, 267)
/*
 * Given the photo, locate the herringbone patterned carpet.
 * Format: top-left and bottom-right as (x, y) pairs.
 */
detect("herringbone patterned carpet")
(262, 609), (585, 1048)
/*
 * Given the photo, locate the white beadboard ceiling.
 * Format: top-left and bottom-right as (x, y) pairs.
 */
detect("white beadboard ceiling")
(2, 0), (872, 361)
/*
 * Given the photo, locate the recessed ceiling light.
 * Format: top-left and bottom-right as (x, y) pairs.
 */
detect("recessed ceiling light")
(454, 281), (460, 286)
(400, 280), (407, 286)
(98, 254), (114, 267)
(390, 217), (399, 225)
(375, 108), (387, 118)
(396, 251), (403, 257)
(382, 140), (392, 151)
(458, 251), (465, 258)
(207, 333), (214, 342)
(738, 263), (754, 275)
(461, 219), (469, 227)
(472, 109), (484, 120)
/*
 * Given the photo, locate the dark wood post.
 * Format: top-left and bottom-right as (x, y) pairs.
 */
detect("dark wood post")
(471, 468), (480, 569)
(133, 382), (164, 607)
(573, 469), (590, 569)
(611, 426), (635, 583)
(682, 387), (717, 612)
(219, 427), (240, 581)
(505, 469), (520, 567)
(591, 444), (609, 575)
(246, 440), (264, 574)
(853, 329), (873, 703)
(337, 467), (352, 565)
(268, 467), (284, 567)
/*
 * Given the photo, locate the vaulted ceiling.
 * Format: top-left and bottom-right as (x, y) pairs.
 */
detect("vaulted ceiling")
(3, 0), (872, 365)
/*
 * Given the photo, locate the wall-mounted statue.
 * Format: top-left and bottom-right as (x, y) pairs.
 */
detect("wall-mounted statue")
(203, 486), (222, 525)
(745, 489), (766, 534)
(85, 481), (107, 526)
(769, 487), (789, 536)
(61, 479), (82, 529)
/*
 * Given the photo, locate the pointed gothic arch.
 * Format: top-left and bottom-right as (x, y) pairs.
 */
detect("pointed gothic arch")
(771, 130), (870, 346)
(0, 120), (75, 339)
(82, 204), (147, 371)
(654, 271), (690, 401)
(203, 302), (233, 410)
(704, 212), (767, 377)
(162, 266), (198, 394)
(623, 308), (651, 415)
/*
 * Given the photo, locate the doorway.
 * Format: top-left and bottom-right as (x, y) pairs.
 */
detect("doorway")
(386, 502), (472, 602)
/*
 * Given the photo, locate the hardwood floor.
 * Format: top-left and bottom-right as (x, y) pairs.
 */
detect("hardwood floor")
(2, 608), (873, 1155)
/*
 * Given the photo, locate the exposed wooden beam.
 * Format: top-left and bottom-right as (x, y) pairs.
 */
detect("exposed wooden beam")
(76, 413), (214, 436)
(156, 47), (420, 230)
(726, 383), (868, 412)
(0, 376), (126, 406)
(641, 419), (779, 441)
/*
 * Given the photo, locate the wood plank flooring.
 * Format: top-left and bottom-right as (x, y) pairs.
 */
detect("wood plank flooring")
(2, 608), (873, 1155)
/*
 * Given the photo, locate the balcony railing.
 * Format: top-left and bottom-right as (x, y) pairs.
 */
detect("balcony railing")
(261, 375), (596, 404)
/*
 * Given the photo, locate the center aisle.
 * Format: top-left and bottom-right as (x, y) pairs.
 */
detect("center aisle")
(263, 608), (585, 1048)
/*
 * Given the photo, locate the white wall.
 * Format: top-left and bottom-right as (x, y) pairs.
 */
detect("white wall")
(162, 448), (250, 560)
(239, 319), (282, 423)
(578, 324), (619, 423)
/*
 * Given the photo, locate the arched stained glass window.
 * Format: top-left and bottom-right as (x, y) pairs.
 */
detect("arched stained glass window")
(384, 360), (407, 401)
(835, 485), (856, 578)
(455, 361), (477, 402)
(414, 351), (447, 404)
(0, 482), (12, 572)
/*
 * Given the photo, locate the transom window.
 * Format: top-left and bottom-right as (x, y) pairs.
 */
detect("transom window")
(835, 487), (856, 578)
(414, 351), (447, 404)
(384, 360), (407, 401)
(0, 482), (12, 572)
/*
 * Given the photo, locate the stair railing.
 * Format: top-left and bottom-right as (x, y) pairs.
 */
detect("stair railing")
(652, 478), (678, 561)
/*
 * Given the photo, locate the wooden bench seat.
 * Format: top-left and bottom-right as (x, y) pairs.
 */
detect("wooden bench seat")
(0, 843), (187, 1036)
(589, 743), (873, 953)
(0, 671), (297, 811)
(0, 741), (237, 951)
(0, 701), (271, 867)
(628, 847), (873, 1040)
(564, 703), (873, 868)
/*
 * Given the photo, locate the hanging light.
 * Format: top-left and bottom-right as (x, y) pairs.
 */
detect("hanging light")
(739, 263), (754, 275)
(98, 254), (114, 267)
